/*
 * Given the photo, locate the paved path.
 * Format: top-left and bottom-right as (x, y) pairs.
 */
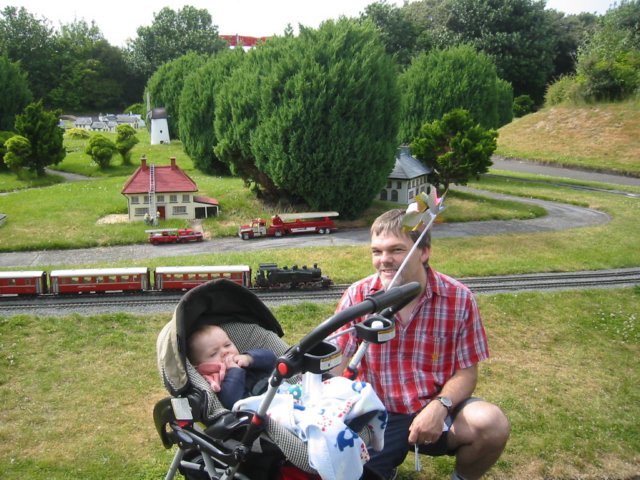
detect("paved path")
(491, 156), (640, 187)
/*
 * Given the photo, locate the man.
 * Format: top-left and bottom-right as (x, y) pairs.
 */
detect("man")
(332, 209), (509, 480)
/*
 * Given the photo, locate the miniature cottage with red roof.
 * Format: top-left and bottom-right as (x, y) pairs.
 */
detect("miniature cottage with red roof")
(121, 157), (218, 222)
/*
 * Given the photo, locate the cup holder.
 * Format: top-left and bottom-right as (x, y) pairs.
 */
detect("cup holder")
(302, 341), (343, 373)
(354, 315), (395, 344)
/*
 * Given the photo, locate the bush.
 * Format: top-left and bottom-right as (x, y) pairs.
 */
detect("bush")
(496, 79), (514, 126)
(545, 75), (584, 106)
(64, 128), (91, 140)
(124, 103), (145, 117)
(0, 131), (16, 171)
(513, 95), (534, 117)
(85, 134), (116, 169)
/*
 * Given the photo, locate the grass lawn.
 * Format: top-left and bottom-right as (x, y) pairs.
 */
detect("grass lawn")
(1, 101), (639, 480)
(0, 287), (638, 480)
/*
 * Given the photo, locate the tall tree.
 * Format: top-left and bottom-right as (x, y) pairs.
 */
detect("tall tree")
(575, 0), (640, 101)
(361, 1), (418, 67)
(0, 55), (32, 131)
(145, 52), (209, 139)
(180, 48), (245, 174)
(443, 0), (556, 102)
(398, 44), (510, 143)
(48, 19), (136, 111)
(13, 101), (65, 176)
(216, 19), (400, 218)
(0, 6), (57, 103)
(124, 6), (226, 79)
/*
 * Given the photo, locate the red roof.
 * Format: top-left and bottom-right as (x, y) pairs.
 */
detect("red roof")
(194, 195), (219, 206)
(121, 158), (197, 194)
(220, 34), (269, 47)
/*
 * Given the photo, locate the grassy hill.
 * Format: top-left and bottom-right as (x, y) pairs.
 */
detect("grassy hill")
(496, 100), (640, 176)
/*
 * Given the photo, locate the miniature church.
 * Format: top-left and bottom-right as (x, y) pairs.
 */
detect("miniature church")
(121, 157), (219, 222)
(379, 146), (433, 204)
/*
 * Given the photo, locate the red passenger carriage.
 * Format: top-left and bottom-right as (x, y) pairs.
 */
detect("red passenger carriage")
(154, 265), (252, 291)
(0, 271), (48, 296)
(49, 267), (150, 294)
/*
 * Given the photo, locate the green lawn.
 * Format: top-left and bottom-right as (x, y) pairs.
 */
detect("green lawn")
(1, 102), (639, 480)
(0, 288), (638, 480)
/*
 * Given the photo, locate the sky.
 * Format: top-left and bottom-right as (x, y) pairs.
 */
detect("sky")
(3, 0), (616, 48)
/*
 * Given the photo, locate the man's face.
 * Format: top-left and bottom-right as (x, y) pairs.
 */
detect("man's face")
(371, 230), (430, 289)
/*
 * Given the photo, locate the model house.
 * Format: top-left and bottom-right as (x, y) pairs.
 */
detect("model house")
(379, 146), (432, 204)
(121, 157), (218, 222)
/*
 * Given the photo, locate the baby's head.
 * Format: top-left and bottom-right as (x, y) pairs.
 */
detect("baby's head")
(188, 324), (239, 366)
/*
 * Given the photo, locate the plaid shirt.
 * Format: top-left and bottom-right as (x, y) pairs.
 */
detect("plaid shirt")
(334, 266), (489, 414)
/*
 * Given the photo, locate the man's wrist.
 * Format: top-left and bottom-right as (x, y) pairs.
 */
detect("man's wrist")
(435, 395), (453, 413)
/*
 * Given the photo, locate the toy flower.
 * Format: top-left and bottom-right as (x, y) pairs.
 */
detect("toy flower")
(402, 186), (445, 232)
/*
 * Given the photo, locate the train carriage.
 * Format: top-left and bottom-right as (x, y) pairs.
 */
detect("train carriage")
(49, 267), (150, 294)
(154, 265), (252, 291)
(0, 271), (48, 296)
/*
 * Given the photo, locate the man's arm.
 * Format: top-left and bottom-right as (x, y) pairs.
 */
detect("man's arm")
(408, 364), (478, 444)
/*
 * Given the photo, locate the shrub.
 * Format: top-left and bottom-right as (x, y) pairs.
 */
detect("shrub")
(85, 134), (116, 169)
(513, 95), (534, 117)
(64, 128), (91, 140)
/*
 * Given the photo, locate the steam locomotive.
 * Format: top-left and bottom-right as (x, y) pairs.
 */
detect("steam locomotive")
(254, 263), (333, 289)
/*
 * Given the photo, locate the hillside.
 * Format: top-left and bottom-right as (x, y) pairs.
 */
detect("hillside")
(496, 101), (640, 177)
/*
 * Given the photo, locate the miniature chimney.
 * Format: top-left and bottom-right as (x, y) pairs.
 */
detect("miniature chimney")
(170, 157), (177, 169)
(141, 156), (147, 170)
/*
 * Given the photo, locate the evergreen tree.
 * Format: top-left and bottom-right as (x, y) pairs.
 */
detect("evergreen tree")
(179, 49), (245, 174)
(145, 52), (209, 140)
(410, 108), (497, 191)
(13, 101), (65, 176)
(115, 124), (139, 165)
(398, 45), (508, 143)
(215, 19), (400, 218)
(0, 55), (32, 131)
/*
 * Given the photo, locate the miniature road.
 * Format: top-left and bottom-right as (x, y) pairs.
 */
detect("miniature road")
(0, 158), (635, 269)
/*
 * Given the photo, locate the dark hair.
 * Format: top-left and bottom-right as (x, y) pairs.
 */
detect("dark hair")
(370, 209), (431, 249)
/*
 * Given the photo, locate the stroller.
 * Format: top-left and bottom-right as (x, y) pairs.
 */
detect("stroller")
(154, 278), (420, 480)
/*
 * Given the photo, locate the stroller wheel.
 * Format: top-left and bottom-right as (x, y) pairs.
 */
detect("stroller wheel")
(179, 450), (251, 480)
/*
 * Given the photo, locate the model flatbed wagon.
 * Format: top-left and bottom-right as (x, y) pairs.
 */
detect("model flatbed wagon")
(238, 211), (339, 240)
(146, 228), (203, 245)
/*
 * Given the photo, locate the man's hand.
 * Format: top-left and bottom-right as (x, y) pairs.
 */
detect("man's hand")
(408, 400), (448, 444)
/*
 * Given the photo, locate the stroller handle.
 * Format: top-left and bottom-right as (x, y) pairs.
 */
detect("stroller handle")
(276, 281), (421, 379)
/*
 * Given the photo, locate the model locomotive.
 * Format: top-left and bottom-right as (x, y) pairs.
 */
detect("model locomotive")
(254, 263), (333, 289)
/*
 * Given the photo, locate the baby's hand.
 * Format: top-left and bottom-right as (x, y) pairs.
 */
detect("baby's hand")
(233, 354), (253, 368)
(223, 355), (241, 369)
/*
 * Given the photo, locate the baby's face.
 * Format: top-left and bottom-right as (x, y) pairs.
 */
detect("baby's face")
(191, 326), (239, 365)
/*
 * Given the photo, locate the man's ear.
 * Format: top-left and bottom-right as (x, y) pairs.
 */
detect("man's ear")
(420, 247), (431, 264)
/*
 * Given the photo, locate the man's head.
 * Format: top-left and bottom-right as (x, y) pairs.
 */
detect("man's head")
(370, 209), (431, 289)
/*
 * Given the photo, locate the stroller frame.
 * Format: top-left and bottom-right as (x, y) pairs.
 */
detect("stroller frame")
(155, 278), (421, 480)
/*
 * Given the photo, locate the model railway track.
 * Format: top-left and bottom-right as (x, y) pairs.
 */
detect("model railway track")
(2, 269), (639, 314)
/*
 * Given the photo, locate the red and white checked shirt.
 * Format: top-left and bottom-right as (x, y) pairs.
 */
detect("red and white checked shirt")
(334, 266), (489, 414)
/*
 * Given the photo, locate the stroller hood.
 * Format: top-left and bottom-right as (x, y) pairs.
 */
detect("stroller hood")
(157, 278), (284, 395)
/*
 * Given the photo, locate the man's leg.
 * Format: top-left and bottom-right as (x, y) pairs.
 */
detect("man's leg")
(366, 413), (413, 480)
(446, 400), (510, 480)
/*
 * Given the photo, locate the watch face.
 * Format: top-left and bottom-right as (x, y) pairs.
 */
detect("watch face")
(438, 396), (452, 408)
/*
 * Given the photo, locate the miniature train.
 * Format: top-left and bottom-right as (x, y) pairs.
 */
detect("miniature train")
(0, 263), (333, 297)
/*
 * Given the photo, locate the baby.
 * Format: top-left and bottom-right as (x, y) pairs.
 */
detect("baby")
(188, 324), (277, 409)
